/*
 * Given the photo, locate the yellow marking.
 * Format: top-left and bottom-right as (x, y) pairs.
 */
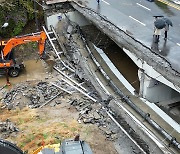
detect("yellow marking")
(32, 143), (61, 154)
(157, 0), (180, 10)
(32, 146), (44, 154)
(44, 143), (60, 152)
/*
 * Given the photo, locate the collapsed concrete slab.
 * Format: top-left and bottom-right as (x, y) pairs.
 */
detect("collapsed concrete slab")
(70, 2), (180, 90)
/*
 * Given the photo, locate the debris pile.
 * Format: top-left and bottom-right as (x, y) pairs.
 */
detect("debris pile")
(70, 99), (119, 141)
(0, 119), (19, 139)
(2, 81), (63, 109)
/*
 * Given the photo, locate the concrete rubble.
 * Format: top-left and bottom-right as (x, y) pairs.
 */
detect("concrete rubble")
(0, 119), (19, 139)
(70, 98), (119, 141)
(1, 77), (119, 141)
(2, 81), (63, 109)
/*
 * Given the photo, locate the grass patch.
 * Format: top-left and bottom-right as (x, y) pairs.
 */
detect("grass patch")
(43, 133), (49, 139)
(25, 133), (35, 143)
(17, 118), (25, 125)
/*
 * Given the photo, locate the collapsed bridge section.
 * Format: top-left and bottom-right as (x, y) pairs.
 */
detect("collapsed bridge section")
(43, 0), (180, 152)
(44, 0), (180, 107)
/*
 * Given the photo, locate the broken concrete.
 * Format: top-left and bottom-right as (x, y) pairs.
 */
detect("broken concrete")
(0, 119), (19, 139)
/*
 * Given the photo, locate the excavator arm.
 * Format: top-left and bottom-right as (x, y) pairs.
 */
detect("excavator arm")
(1, 31), (47, 58)
(0, 31), (48, 77)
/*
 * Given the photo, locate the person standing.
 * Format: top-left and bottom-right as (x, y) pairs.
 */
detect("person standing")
(164, 23), (169, 40)
(97, 0), (100, 4)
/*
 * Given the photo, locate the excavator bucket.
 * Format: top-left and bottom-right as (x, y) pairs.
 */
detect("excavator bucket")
(42, 53), (55, 73)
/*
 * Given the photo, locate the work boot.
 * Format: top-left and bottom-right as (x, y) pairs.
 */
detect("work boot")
(6, 82), (11, 86)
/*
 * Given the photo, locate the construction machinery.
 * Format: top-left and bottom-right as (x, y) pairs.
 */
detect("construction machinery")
(0, 31), (47, 77)
(0, 135), (93, 154)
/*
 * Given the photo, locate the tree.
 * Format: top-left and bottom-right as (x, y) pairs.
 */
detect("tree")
(0, 0), (40, 37)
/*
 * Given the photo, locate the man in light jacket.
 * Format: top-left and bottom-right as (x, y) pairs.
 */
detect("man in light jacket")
(164, 23), (169, 40)
(154, 28), (161, 43)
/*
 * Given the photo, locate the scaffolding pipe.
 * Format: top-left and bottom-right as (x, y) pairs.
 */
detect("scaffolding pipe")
(50, 25), (75, 72)
(61, 78), (97, 103)
(51, 82), (72, 94)
(54, 66), (87, 92)
(108, 78), (180, 149)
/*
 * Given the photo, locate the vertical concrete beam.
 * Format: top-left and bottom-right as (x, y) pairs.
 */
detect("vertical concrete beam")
(138, 69), (180, 103)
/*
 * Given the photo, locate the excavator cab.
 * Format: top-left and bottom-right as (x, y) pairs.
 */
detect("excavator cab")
(0, 49), (24, 77)
(33, 135), (93, 154)
(0, 135), (93, 154)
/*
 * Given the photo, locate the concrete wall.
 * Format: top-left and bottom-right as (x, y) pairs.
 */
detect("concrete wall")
(45, 10), (90, 30)
(72, 3), (180, 94)
(45, 12), (63, 30)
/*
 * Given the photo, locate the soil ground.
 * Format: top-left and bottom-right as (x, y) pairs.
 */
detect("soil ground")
(0, 61), (117, 154)
(0, 16), (118, 154)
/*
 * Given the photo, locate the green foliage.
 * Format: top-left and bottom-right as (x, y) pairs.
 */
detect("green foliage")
(18, 0), (35, 20)
(17, 118), (25, 125)
(0, 0), (40, 37)
(19, 142), (26, 148)
(43, 133), (49, 139)
(13, 21), (26, 36)
(24, 133), (35, 143)
(31, 42), (38, 49)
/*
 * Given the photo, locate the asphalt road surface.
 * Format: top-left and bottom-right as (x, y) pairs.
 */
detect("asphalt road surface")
(85, 0), (180, 72)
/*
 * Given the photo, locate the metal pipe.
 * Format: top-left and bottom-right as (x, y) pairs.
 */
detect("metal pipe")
(39, 92), (61, 108)
(42, 26), (61, 59)
(54, 66), (87, 92)
(78, 31), (180, 149)
(109, 80), (180, 149)
(44, 25), (75, 72)
(50, 25), (67, 54)
(61, 78), (97, 102)
(105, 108), (147, 154)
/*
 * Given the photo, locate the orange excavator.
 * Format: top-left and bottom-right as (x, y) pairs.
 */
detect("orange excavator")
(0, 31), (47, 78)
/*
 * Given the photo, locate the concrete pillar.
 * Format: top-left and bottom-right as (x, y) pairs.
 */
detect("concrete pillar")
(138, 69), (180, 103)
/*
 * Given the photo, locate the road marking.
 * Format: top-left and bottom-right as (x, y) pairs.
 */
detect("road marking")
(177, 43), (180, 47)
(157, 0), (180, 10)
(129, 16), (146, 26)
(102, 0), (110, 5)
(136, 3), (151, 11)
